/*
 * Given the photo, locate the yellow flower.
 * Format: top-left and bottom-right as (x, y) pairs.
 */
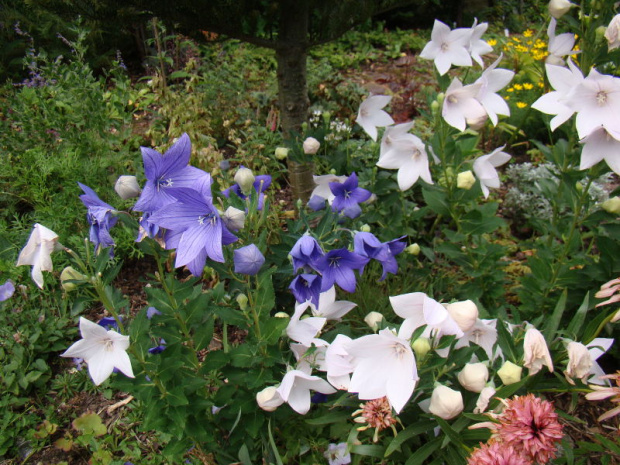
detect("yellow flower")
(523, 29), (534, 37)
(504, 96), (510, 100)
(538, 81), (545, 88)
(513, 37), (521, 43)
(523, 83), (534, 90)
(487, 39), (497, 46)
(514, 84), (523, 90)
(507, 87), (514, 93)
(517, 102), (527, 108)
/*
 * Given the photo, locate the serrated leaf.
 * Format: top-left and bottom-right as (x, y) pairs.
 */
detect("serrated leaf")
(72, 413), (106, 437)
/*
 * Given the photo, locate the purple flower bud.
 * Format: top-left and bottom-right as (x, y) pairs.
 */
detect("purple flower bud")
(0, 280), (15, 302)
(146, 307), (162, 319)
(233, 244), (265, 275)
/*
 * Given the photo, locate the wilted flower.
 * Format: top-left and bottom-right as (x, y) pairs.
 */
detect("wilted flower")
(352, 397), (398, 442)
(496, 394), (563, 464)
(474, 386), (496, 414)
(256, 386), (284, 412)
(429, 385), (464, 420)
(467, 442), (530, 465)
(61, 317), (134, 386)
(114, 175), (141, 200)
(458, 362), (489, 393)
(324, 443), (351, 465)
(302, 137), (321, 155)
(457, 170), (476, 189)
(497, 361), (523, 385)
(523, 327), (554, 375)
(356, 95), (395, 141)
(605, 14), (620, 51)
(0, 280), (15, 301)
(595, 277), (620, 313)
(472, 146), (511, 199)
(78, 183), (119, 253)
(16, 223), (62, 289)
(233, 244), (265, 275)
(420, 19), (473, 75)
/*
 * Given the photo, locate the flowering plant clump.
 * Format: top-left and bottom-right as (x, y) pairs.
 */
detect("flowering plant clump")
(5, 3), (620, 463)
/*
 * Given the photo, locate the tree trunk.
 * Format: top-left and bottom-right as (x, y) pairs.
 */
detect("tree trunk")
(276, 0), (315, 204)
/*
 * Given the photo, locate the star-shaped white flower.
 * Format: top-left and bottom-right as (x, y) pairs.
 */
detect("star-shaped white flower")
(16, 223), (62, 289)
(454, 319), (499, 361)
(546, 18), (577, 66)
(442, 79), (485, 131)
(380, 121), (415, 160)
(472, 146), (511, 198)
(356, 95), (395, 141)
(309, 286), (357, 320)
(286, 301), (326, 345)
(420, 20), (473, 75)
(532, 59), (584, 131)
(580, 126), (620, 175)
(474, 55), (514, 126)
(376, 132), (433, 190)
(346, 328), (418, 413)
(61, 317), (134, 385)
(276, 369), (336, 414)
(467, 19), (493, 67)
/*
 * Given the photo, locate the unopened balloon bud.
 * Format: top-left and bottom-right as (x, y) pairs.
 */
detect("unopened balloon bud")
(457, 170), (476, 190)
(429, 385), (464, 420)
(275, 147), (289, 160)
(256, 386), (284, 412)
(236, 293), (249, 311)
(303, 137), (321, 155)
(114, 175), (141, 200)
(60, 266), (87, 292)
(360, 224), (371, 232)
(446, 300), (478, 332)
(457, 362), (489, 393)
(364, 311), (383, 331)
(411, 337), (431, 358)
(602, 196), (620, 215)
(406, 243), (421, 256)
(234, 166), (255, 196)
(497, 361), (523, 385)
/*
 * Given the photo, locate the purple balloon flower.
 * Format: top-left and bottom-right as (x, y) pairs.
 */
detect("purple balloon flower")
(222, 174), (272, 210)
(148, 188), (237, 276)
(289, 273), (322, 306)
(98, 316), (120, 330)
(354, 232), (407, 280)
(233, 244), (265, 275)
(329, 173), (371, 217)
(314, 248), (369, 293)
(78, 183), (118, 253)
(133, 133), (212, 215)
(0, 280), (15, 302)
(290, 235), (324, 273)
(148, 339), (166, 354)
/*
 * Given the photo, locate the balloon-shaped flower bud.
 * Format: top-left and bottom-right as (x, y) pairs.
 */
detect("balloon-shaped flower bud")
(221, 206), (246, 231)
(233, 244), (265, 275)
(114, 175), (141, 200)
(234, 166), (256, 196)
(602, 196), (620, 215)
(457, 170), (476, 190)
(497, 361), (522, 385)
(457, 362), (489, 393)
(303, 137), (321, 155)
(548, 0), (575, 19)
(446, 300), (479, 332)
(256, 386), (284, 412)
(236, 293), (249, 311)
(406, 243), (421, 256)
(429, 385), (464, 420)
(364, 311), (383, 331)
(275, 147), (289, 160)
(411, 337), (431, 358)
(60, 266), (87, 292)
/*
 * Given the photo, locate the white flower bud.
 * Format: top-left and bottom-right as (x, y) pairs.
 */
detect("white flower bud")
(274, 312), (289, 318)
(446, 300), (478, 333)
(411, 337), (431, 358)
(234, 166), (255, 196)
(363, 311), (383, 331)
(60, 266), (87, 292)
(114, 175), (141, 200)
(548, 0), (574, 19)
(275, 147), (289, 160)
(456, 171), (476, 190)
(457, 362), (489, 393)
(222, 206), (246, 231)
(497, 361), (522, 385)
(236, 294), (248, 311)
(406, 243), (421, 256)
(256, 386), (284, 412)
(303, 137), (321, 155)
(602, 196), (620, 215)
(429, 385), (464, 420)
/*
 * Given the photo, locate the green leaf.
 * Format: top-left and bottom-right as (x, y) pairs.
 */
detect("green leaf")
(567, 293), (590, 339)
(268, 419), (284, 465)
(72, 413), (106, 437)
(422, 188), (450, 216)
(238, 444), (253, 465)
(435, 417), (465, 448)
(254, 269), (276, 316)
(404, 437), (442, 465)
(384, 420), (436, 457)
(305, 411), (351, 426)
(350, 444), (385, 458)
(543, 289), (567, 343)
